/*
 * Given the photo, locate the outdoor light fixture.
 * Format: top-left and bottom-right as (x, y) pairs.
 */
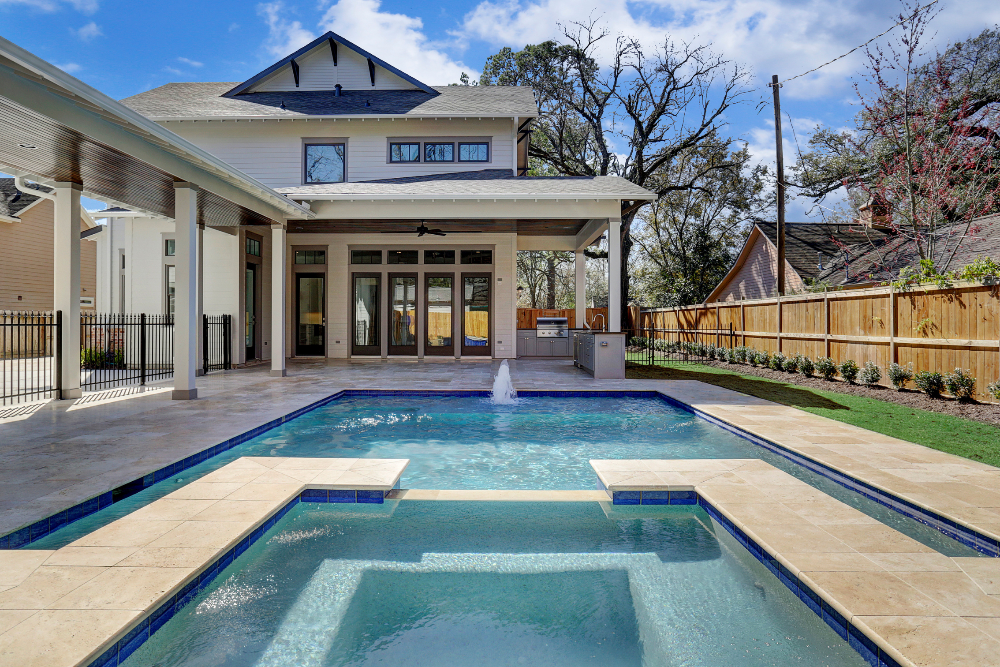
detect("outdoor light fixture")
(18, 143), (37, 149)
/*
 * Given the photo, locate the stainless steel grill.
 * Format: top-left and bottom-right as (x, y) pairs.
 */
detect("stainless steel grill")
(536, 317), (568, 338)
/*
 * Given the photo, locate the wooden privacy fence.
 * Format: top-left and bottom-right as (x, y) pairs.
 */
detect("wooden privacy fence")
(517, 308), (609, 330)
(639, 281), (1000, 394)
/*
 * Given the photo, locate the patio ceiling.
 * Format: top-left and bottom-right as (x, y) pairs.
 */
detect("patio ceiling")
(287, 218), (592, 235)
(0, 36), (312, 226)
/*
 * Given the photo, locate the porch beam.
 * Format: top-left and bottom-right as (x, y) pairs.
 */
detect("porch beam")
(271, 225), (287, 376)
(574, 218), (606, 251)
(53, 182), (82, 399)
(608, 217), (621, 333)
(172, 183), (198, 400)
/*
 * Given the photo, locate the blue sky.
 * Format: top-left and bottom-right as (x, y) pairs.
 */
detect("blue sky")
(2, 0), (998, 217)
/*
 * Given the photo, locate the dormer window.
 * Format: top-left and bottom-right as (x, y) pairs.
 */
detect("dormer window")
(389, 142), (420, 163)
(424, 143), (455, 162)
(304, 142), (346, 184)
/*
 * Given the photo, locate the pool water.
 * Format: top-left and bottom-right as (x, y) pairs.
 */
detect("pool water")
(30, 395), (982, 556)
(121, 502), (869, 667)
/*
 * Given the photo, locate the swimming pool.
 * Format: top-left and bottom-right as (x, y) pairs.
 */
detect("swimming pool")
(27, 393), (983, 556)
(119, 501), (869, 667)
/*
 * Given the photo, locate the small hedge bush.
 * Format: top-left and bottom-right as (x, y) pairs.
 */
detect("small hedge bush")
(782, 355), (800, 373)
(769, 352), (786, 371)
(987, 379), (1000, 402)
(944, 368), (976, 401)
(914, 370), (945, 398)
(887, 362), (914, 390)
(839, 359), (860, 384)
(858, 361), (881, 387)
(799, 356), (815, 377)
(815, 357), (837, 381)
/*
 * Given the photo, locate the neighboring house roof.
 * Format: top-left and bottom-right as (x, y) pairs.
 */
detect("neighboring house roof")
(276, 169), (656, 200)
(816, 214), (1000, 285)
(0, 178), (49, 219)
(121, 83), (539, 120)
(224, 31), (436, 96)
(754, 222), (890, 282)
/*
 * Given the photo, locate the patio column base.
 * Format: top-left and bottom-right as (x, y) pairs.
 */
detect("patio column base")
(195, 369), (205, 377)
(59, 388), (82, 400)
(270, 369), (287, 377)
(171, 388), (198, 400)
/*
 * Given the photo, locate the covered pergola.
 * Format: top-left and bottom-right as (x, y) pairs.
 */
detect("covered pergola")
(0, 36), (313, 399)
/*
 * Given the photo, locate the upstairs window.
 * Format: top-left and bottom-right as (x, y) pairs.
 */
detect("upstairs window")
(389, 143), (420, 163)
(424, 143), (454, 162)
(458, 142), (489, 162)
(304, 143), (346, 184)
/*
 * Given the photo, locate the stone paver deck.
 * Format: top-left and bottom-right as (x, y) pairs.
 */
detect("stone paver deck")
(592, 458), (1000, 667)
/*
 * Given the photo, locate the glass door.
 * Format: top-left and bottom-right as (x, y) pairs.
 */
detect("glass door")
(388, 274), (418, 355)
(245, 263), (259, 360)
(462, 273), (491, 356)
(296, 274), (325, 356)
(425, 275), (454, 356)
(352, 274), (380, 356)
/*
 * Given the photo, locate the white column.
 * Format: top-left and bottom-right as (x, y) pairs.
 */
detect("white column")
(172, 184), (198, 400)
(271, 224), (287, 376)
(608, 217), (622, 333)
(195, 223), (205, 376)
(575, 249), (586, 329)
(54, 182), (82, 399)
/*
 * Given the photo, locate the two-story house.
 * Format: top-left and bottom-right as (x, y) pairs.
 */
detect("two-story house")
(99, 32), (653, 367)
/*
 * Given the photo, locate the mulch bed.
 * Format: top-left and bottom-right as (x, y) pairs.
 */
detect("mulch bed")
(632, 356), (1000, 428)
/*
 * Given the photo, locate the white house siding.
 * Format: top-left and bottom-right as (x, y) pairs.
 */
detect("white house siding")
(285, 232), (518, 360)
(160, 117), (515, 188)
(250, 43), (414, 93)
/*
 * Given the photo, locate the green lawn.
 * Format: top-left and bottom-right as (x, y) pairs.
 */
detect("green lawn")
(627, 361), (1000, 468)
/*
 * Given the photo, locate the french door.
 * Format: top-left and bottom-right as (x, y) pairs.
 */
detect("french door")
(461, 273), (491, 356)
(352, 274), (380, 356)
(245, 262), (259, 360)
(388, 273), (418, 355)
(295, 273), (325, 356)
(425, 274), (454, 356)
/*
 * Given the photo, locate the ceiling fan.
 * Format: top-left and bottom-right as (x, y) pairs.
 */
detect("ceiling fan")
(414, 222), (446, 237)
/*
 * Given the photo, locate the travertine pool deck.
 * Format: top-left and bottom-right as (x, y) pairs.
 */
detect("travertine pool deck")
(592, 458), (1000, 666)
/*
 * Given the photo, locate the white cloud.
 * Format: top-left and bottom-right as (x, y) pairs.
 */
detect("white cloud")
(0, 0), (96, 12)
(177, 57), (204, 67)
(74, 21), (102, 41)
(257, 1), (316, 58)
(55, 62), (82, 73)
(66, 0), (97, 13)
(228, 22), (241, 32)
(163, 66), (183, 75)
(318, 0), (472, 84)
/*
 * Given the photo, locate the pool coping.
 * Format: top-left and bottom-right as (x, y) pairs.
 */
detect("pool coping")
(4, 456), (999, 666)
(5, 388), (1000, 561)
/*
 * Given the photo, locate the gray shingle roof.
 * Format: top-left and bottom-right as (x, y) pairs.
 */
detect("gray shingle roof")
(755, 222), (890, 281)
(816, 214), (1000, 285)
(0, 178), (48, 218)
(121, 83), (538, 119)
(276, 169), (656, 199)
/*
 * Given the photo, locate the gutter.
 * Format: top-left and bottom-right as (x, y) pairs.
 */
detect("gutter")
(14, 176), (55, 201)
(285, 194), (658, 202)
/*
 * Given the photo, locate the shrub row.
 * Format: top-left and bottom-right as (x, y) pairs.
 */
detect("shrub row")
(628, 337), (989, 402)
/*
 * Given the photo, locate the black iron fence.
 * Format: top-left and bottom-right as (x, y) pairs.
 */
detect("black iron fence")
(627, 326), (736, 366)
(203, 314), (232, 373)
(1, 310), (60, 406)
(80, 313), (175, 391)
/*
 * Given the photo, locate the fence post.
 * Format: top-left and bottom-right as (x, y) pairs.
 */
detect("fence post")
(54, 310), (62, 396)
(776, 294), (782, 354)
(139, 313), (147, 386)
(202, 314), (208, 375)
(824, 287), (831, 358)
(224, 314), (231, 370)
(888, 285), (897, 366)
(740, 300), (746, 347)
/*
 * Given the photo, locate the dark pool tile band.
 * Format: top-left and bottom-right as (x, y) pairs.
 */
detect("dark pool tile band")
(4, 388), (997, 558)
(694, 496), (902, 667)
(652, 392), (1000, 557)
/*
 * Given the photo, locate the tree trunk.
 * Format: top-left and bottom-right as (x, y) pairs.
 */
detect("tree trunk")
(545, 254), (557, 309)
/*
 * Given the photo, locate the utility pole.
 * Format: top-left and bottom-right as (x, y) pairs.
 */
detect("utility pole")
(771, 74), (786, 296)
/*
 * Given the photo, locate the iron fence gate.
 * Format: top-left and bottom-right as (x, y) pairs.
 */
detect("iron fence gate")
(80, 313), (175, 391)
(203, 314), (232, 373)
(627, 326), (736, 366)
(1, 310), (60, 406)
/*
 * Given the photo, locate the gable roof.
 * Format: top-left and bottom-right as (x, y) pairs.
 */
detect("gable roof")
(276, 169), (657, 200)
(225, 31), (435, 96)
(816, 214), (1000, 285)
(121, 83), (538, 120)
(754, 221), (890, 281)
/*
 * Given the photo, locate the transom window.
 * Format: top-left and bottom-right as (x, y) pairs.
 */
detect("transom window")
(351, 250), (382, 265)
(424, 143), (455, 162)
(387, 250), (419, 264)
(245, 237), (261, 257)
(294, 250), (326, 265)
(461, 250), (493, 265)
(458, 142), (489, 162)
(424, 250), (455, 264)
(304, 143), (346, 184)
(389, 143), (420, 163)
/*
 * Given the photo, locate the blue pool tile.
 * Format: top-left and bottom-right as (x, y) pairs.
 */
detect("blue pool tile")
(821, 602), (849, 641)
(357, 490), (384, 504)
(848, 625), (880, 667)
(640, 491), (670, 505)
(301, 489), (328, 503)
(9, 526), (31, 549)
(29, 519), (49, 542)
(328, 489), (356, 503)
(98, 492), (113, 509)
(90, 642), (119, 667)
(49, 510), (68, 532)
(177, 578), (200, 608)
(669, 490), (698, 504)
(117, 618), (149, 663)
(250, 526), (264, 544)
(612, 491), (641, 505)
(150, 600), (175, 635)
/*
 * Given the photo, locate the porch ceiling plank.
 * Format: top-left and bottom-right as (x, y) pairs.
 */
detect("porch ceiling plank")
(286, 218), (590, 235)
